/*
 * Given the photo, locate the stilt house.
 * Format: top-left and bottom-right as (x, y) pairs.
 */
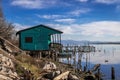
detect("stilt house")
(16, 24), (63, 51)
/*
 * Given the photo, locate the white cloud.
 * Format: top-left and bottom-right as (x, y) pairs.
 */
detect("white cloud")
(94, 0), (120, 4)
(11, 0), (57, 9)
(47, 24), (75, 34)
(80, 21), (120, 37)
(13, 21), (120, 41)
(36, 14), (64, 19)
(69, 8), (91, 16)
(77, 0), (88, 2)
(60, 27), (74, 34)
(54, 18), (76, 23)
(13, 23), (30, 31)
(48, 21), (120, 41)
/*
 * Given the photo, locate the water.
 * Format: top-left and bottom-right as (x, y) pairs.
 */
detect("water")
(59, 44), (120, 80)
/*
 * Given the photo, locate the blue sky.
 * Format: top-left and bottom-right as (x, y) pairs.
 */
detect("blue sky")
(2, 0), (120, 41)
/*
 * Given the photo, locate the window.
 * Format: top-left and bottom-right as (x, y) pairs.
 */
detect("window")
(25, 37), (33, 43)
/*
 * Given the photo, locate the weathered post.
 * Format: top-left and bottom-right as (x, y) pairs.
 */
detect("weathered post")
(48, 51), (51, 58)
(39, 51), (42, 59)
(52, 50), (55, 61)
(66, 45), (69, 64)
(55, 51), (58, 61)
(97, 68), (100, 80)
(77, 52), (83, 72)
(111, 67), (115, 80)
(85, 53), (88, 71)
(84, 66), (86, 72)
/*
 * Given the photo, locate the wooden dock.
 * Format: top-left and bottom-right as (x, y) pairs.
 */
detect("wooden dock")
(60, 45), (96, 72)
(62, 45), (95, 53)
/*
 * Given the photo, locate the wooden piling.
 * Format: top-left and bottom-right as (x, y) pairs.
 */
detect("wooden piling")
(48, 51), (51, 58)
(66, 46), (69, 64)
(73, 51), (76, 71)
(39, 51), (41, 59)
(77, 52), (83, 71)
(55, 52), (58, 61)
(111, 67), (115, 80)
(97, 68), (100, 80)
(52, 52), (55, 61)
(85, 53), (88, 71)
(84, 66), (86, 72)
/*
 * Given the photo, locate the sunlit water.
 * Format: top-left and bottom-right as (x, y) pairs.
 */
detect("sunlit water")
(59, 44), (120, 80)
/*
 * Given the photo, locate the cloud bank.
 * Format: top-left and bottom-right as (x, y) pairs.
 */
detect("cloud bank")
(94, 0), (120, 4)
(14, 21), (120, 41)
(11, 0), (57, 9)
(13, 23), (30, 31)
(80, 21), (120, 37)
(51, 21), (120, 36)
(48, 21), (120, 41)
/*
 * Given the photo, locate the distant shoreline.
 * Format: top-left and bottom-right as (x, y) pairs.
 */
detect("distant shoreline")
(90, 42), (120, 45)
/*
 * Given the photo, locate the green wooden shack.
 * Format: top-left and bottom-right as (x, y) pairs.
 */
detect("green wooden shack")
(16, 24), (63, 51)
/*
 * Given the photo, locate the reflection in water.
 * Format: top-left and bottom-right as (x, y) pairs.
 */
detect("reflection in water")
(59, 44), (120, 80)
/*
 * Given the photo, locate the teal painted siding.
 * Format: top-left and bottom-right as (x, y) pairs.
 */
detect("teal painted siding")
(18, 25), (62, 51)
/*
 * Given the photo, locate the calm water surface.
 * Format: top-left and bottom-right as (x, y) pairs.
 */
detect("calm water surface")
(59, 44), (120, 80)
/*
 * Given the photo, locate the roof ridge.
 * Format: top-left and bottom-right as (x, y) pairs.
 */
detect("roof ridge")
(16, 24), (63, 35)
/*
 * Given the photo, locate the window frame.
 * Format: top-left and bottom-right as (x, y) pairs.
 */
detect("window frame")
(25, 37), (33, 43)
